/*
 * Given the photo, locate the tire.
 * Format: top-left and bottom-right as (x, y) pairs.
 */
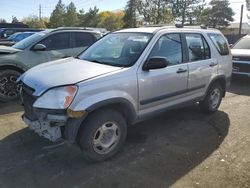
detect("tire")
(0, 69), (22, 102)
(77, 108), (127, 162)
(199, 83), (223, 113)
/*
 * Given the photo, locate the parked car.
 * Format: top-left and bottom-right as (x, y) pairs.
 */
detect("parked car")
(20, 26), (232, 161)
(0, 28), (42, 39)
(231, 35), (250, 77)
(0, 28), (102, 101)
(0, 32), (37, 46)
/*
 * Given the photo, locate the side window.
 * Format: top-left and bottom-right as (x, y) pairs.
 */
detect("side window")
(72, 32), (96, 48)
(185, 33), (211, 62)
(208, 33), (229, 55)
(149, 33), (182, 66)
(40, 33), (70, 50)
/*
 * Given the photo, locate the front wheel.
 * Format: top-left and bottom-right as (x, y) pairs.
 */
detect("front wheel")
(77, 109), (127, 162)
(0, 69), (22, 102)
(199, 83), (223, 113)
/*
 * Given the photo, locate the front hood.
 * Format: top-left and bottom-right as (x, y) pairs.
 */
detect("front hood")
(21, 57), (123, 96)
(0, 45), (21, 54)
(231, 49), (250, 57)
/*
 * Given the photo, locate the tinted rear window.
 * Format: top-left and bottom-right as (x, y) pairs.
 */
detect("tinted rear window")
(208, 33), (229, 56)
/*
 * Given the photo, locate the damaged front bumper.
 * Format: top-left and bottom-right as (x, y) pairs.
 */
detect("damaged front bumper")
(22, 111), (68, 142)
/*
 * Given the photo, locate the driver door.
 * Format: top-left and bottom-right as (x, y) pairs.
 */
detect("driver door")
(138, 33), (188, 112)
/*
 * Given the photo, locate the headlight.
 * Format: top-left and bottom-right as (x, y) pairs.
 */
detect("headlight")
(33, 85), (78, 109)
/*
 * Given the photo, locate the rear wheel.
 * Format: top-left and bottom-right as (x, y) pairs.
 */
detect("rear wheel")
(199, 83), (223, 113)
(0, 69), (22, 102)
(77, 109), (127, 162)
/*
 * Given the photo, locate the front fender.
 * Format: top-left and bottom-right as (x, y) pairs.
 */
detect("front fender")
(70, 90), (137, 113)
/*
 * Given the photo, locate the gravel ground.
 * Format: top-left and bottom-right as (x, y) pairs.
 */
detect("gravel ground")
(0, 77), (249, 188)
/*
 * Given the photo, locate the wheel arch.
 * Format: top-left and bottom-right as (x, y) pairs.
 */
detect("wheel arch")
(0, 64), (26, 74)
(207, 75), (226, 97)
(65, 98), (137, 143)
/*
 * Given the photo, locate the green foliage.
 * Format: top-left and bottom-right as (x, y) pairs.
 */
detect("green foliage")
(49, 0), (66, 28)
(138, 0), (173, 25)
(78, 7), (100, 27)
(200, 0), (234, 28)
(170, 0), (205, 25)
(64, 2), (79, 26)
(123, 0), (139, 27)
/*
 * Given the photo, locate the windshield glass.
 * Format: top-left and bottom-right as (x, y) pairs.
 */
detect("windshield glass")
(79, 32), (153, 67)
(12, 32), (46, 50)
(233, 37), (250, 49)
(7, 33), (19, 40)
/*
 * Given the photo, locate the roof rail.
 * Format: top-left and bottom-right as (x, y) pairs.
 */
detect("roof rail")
(51, 27), (105, 33)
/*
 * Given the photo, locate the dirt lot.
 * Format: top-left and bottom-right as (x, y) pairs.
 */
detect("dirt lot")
(0, 78), (249, 188)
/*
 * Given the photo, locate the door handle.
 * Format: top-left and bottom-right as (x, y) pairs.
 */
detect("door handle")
(176, 68), (187, 74)
(209, 62), (218, 67)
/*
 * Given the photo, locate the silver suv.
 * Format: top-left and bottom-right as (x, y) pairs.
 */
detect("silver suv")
(20, 26), (232, 161)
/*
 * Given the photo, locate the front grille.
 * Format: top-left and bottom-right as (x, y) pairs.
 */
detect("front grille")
(21, 83), (37, 121)
(233, 62), (250, 73)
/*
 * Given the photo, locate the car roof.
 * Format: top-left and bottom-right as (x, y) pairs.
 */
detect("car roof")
(114, 25), (220, 34)
(46, 27), (103, 34)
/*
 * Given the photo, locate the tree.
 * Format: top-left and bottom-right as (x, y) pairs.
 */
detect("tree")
(99, 11), (124, 31)
(78, 7), (100, 27)
(138, 0), (173, 25)
(22, 15), (47, 28)
(0, 18), (7, 23)
(12, 16), (19, 23)
(49, 0), (66, 28)
(123, 0), (139, 27)
(170, 0), (205, 25)
(64, 2), (78, 26)
(200, 0), (234, 28)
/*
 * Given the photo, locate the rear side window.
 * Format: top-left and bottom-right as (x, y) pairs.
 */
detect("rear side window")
(208, 33), (229, 55)
(185, 33), (211, 62)
(72, 32), (96, 48)
(40, 33), (70, 50)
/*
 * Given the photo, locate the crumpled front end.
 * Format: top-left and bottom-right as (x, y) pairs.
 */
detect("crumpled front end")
(21, 83), (68, 142)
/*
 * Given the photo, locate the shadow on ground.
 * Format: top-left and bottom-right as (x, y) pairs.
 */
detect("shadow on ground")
(229, 76), (250, 96)
(0, 101), (23, 115)
(0, 106), (230, 188)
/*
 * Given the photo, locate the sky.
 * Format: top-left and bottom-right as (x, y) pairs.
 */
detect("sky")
(0, 0), (247, 23)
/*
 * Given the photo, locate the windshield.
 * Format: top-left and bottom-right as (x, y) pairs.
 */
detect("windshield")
(7, 33), (19, 40)
(79, 32), (153, 67)
(12, 32), (45, 50)
(233, 37), (250, 49)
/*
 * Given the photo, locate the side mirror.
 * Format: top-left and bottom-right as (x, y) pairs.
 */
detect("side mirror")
(229, 44), (233, 48)
(32, 44), (46, 51)
(143, 57), (168, 71)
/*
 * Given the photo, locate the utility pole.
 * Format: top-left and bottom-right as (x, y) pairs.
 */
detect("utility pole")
(239, 4), (244, 36)
(39, 4), (42, 21)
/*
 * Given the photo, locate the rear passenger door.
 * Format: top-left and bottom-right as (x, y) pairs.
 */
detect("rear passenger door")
(184, 33), (217, 97)
(71, 32), (97, 56)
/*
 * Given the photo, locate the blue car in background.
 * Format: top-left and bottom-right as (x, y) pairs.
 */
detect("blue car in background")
(0, 32), (38, 46)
